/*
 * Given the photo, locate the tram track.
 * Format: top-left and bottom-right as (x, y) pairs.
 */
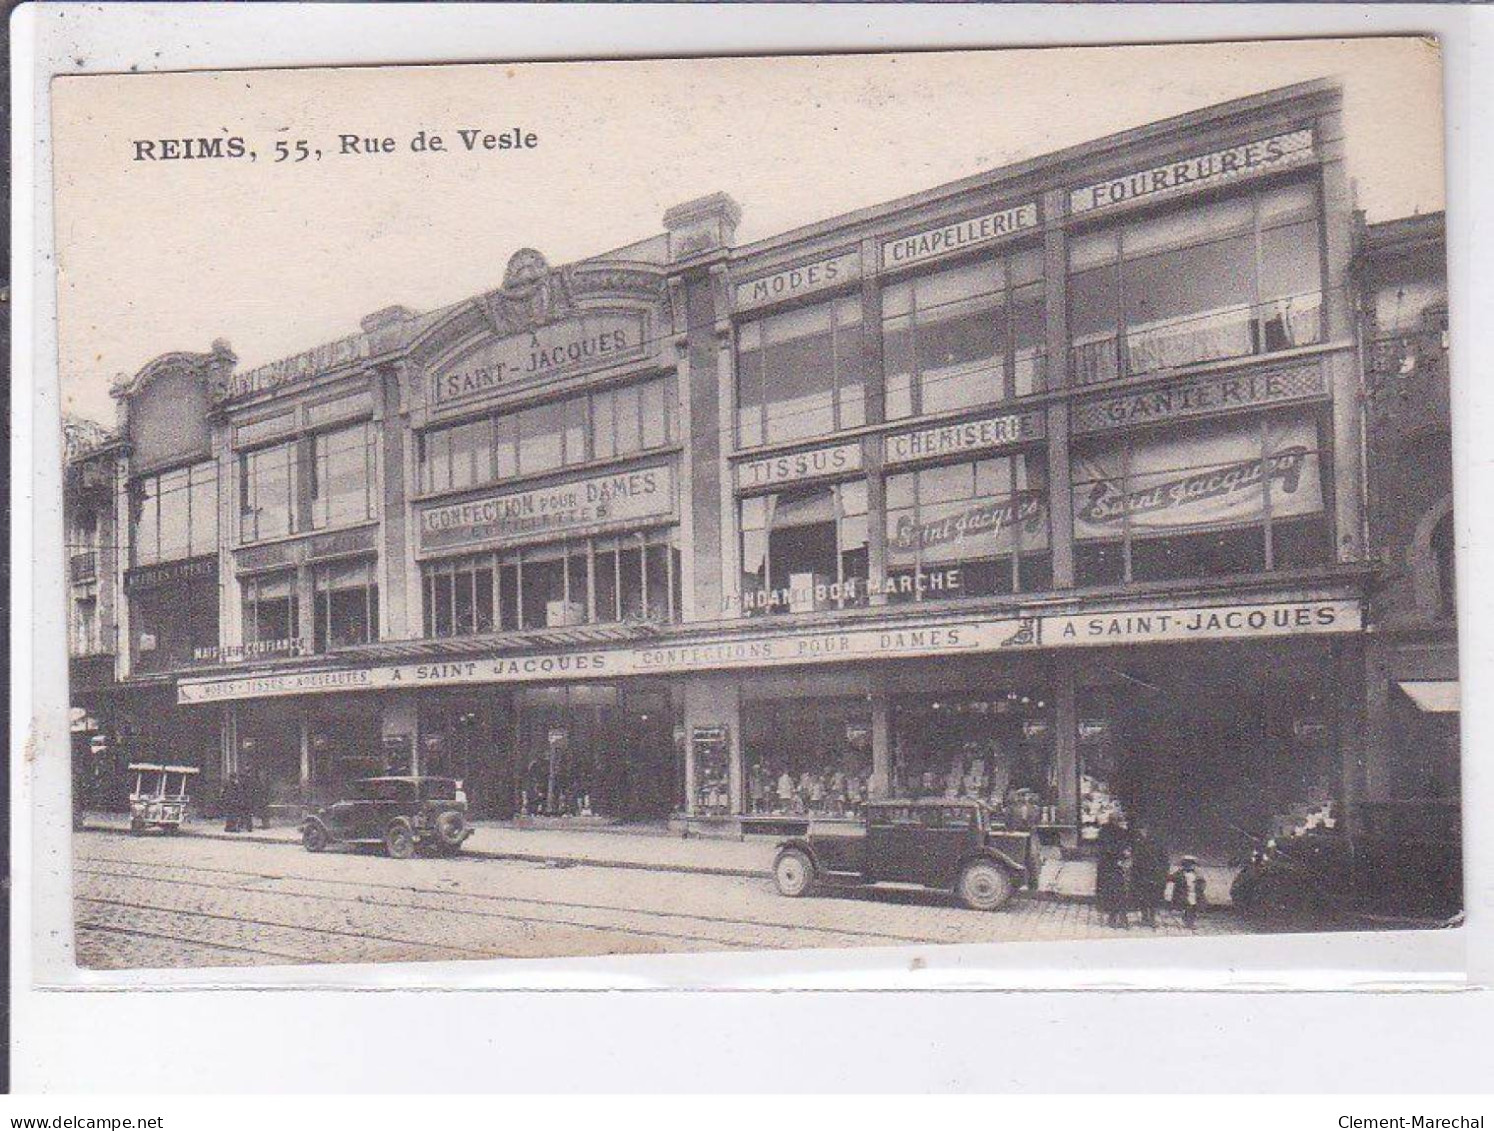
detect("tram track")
(75, 850), (969, 949)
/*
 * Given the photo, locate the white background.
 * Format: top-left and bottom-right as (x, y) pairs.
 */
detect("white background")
(12, 2), (1494, 1092)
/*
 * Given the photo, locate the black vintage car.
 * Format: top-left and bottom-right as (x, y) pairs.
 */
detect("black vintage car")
(302, 776), (474, 859)
(772, 799), (1038, 911)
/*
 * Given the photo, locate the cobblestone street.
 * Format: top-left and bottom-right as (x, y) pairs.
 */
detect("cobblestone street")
(75, 830), (1251, 970)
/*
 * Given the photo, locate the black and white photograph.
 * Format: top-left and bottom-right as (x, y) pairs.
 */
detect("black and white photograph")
(44, 38), (1460, 973)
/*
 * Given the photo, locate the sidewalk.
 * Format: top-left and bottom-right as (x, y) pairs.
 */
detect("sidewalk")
(80, 811), (1239, 903)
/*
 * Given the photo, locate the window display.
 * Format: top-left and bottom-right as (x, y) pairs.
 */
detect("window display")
(891, 693), (1058, 827)
(742, 697), (872, 818)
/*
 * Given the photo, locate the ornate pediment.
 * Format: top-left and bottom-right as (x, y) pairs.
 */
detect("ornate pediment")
(480, 249), (578, 337)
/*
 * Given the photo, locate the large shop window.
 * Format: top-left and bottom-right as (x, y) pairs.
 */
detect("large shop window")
(310, 423), (377, 529)
(242, 572), (300, 647)
(313, 559), (379, 651)
(1069, 181), (1323, 385)
(238, 442), (297, 542)
(419, 376), (678, 494)
(884, 247), (1046, 420)
(743, 696), (873, 818)
(1072, 412), (1329, 585)
(131, 582), (219, 674)
(885, 453), (1051, 601)
(131, 460), (218, 565)
(739, 481), (869, 615)
(422, 529), (682, 636)
(736, 298), (865, 447)
(892, 693), (1059, 826)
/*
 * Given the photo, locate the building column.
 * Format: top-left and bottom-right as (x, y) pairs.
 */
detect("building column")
(870, 671), (892, 800)
(299, 704), (312, 793)
(1054, 652), (1080, 847)
(1041, 187), (1075, 588)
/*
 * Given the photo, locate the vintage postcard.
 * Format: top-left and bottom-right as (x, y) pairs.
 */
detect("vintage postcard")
(47, 40), (1458, 973)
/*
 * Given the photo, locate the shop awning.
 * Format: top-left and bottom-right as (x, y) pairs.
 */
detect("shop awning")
(1399, 680), (1460, 713)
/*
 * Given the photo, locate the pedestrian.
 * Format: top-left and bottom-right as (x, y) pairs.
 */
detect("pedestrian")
(1130, 821), (1170, 928)
(1094, 808), (1132, 928)
(222, 773), (245, 833)
(1167, 854), (1208, 929)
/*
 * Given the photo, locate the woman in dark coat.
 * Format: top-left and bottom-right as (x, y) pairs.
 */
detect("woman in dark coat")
(1129, 821), (1170, 927)
(1094, 810), (1132, 928)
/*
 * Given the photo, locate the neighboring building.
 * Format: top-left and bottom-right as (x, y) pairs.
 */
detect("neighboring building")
(90, 80), (1398, 856)
(1355, 211), (1459, 912)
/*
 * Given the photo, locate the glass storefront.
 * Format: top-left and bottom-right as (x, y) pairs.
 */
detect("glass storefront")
(307, 696), (385, 805)
(891, 692), (1059, 826)
(742, 693), (873, 818)
(418, 692), (518, 819)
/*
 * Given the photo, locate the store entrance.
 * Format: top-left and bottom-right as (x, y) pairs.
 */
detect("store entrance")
(1078, 642), (1340, 862)
(514, 684), (678, 821)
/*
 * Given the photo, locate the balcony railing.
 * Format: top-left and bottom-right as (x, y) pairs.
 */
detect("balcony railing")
(70, 551), (97, 584)
(1070, 292), (1325, 387)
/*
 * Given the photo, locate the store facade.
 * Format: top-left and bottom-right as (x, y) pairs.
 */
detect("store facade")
(95, 79), (1398, 858)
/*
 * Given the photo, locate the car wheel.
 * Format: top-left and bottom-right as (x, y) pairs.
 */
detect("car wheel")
(434, 811), (467, 852)
(958, 859), (1015, 912)
(773, 848), (816, 898)
(384, 820), (416, 860)
(303, 823), (329, 854)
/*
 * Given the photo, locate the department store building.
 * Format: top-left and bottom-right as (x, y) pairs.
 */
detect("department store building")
(90, 80), (1383, 854)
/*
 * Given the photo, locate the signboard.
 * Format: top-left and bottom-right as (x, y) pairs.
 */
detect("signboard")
(1073, 416), (1323, 540)
(193, 639), (307, 664)
(429, 311), (646, 408)
(882, 203), (1039, 270)
(735, 250), (860, 312)
(1071, 365), (1325, 435)
(1070, 129), (1316, 216)
(228, 333), (368, 402)
(418, 465), (674, 553)
(177, 597), (1362, 704)
(886, 494), (1049, 567)
(124, 555), (217, 593)
(737, 443), (862, 491)
(885, 411), (1046, 465)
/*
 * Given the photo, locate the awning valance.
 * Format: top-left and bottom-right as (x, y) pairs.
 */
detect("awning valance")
(1399, 680), (1460, 713)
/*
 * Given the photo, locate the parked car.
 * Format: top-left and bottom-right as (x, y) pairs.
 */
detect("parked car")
(772, 798), (1038, 911)
(302, 776), (473, 859)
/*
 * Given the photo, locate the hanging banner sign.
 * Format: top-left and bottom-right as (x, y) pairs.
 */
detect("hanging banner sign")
(418, 465), (674, 553)
(178, 597), (1362, 704)
(1071, 365), (1326, 434)
(737, 443), (862, 491)
(885, 411), (1046, 464)
(1070, 129), (1315, 215)
(1073, 416), (1323, 540)
(887, 495), (1049, 566)
(429, 311), (647, 408)
(735, 250), (861, 312)
(881, 203), (1039, 269)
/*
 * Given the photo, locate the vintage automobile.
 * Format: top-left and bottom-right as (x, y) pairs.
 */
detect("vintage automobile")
(127, 763), (200, 834)
(772, 798), (1039, 911)
(302, 776), (474, 859)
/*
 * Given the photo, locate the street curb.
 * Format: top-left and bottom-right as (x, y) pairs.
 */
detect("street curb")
(80, 822), (769, 881)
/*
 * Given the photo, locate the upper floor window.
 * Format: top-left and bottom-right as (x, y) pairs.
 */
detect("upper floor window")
(311, 422), (377, 529)
(885, 453), (1051, 601)
(1072, 411), (1329, 586)
(242, 571), (299, 646)
(419, 376), (677, 494)
(737, 298), (864, 448)
(1069, 180), (1323, 385)
(313, 559), (379, 651)
(884, 247), (1046, 421)
(239, 441), (297, 543)
(132, 460), (218, 565)
(739, 480), (869, 615)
